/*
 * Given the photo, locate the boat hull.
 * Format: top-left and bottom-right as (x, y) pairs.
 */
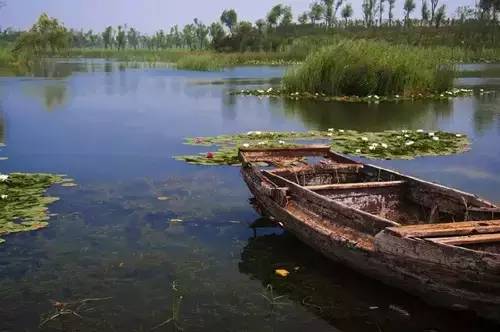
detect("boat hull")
(242, 167), (500, 322)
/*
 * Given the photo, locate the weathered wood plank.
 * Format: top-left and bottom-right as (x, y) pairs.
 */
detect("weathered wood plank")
(387, 220), (500, 238)
(429, 233), (500, 246)
(306, 180), (406, 191)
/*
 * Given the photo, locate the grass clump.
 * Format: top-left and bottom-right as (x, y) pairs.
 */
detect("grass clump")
(176, 54), (224, 71)
(0, 173), (68, 244)
(283, 39), (456, 98)
(174, 129), (469, 166)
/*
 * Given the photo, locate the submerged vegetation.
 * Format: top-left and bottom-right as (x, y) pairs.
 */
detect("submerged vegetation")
(0, 173), (69, 244)
(283, 39), (455, 97)
(174, 129), (470, 165)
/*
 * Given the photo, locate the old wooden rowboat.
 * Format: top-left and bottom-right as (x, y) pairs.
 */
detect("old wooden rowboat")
(239, 145), (500, 321)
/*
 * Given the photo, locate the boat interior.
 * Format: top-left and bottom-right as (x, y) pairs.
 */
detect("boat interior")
(240, 146), (500, 251)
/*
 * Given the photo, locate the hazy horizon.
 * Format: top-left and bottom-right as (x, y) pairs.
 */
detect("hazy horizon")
(1, 0), (475, 34)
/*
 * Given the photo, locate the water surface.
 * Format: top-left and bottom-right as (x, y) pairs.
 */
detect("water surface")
(0, 59), (499, 331)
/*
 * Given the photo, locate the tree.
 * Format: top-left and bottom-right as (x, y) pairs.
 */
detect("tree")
(127, 27), (139, 49)
(334, 0), (345, 25)
(193, 18), (209, 49)
(378, 0), (385, 26)
(341, 3), (353, 25)
(298, 12), (309, 24)
(421, 0), (430, 25)
(430, 0), (439, 23)
(362, 0), (376, 27)
(116, 25), (126, 50)
(267, 4), (283, 28)
(322, 0), (334, 27)
(388, 0), (396, 26)
(434, 4), (446, 28)
(309, 2), (324, 25)
(281, 5), (293, 26)
(209, 22), (225, 49)
(404, 0), (416, 26)
(13, 13), (70, 61)
(102, 26), (114, 49)
(220, 9), (238, 33)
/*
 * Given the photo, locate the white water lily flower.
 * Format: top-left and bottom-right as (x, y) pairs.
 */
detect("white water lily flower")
(266, 87), (273, 93)
(278, 140), (285, 145)
(0, 174), (8, 182)
(432, 136), (440, 141)
(416, 129), (424, 133)
(440, 94), (445, 97)
(242, 143), (250, 148)
(355, 149), (361, 153)
(456, 134), (463, 138)
(404, 134), (410, 138)
(327, 133), (333, 137)
(381, 143), (388, 149)
(428, 132), (435, 137)
(328, 128), (334, 132)
(405, 141), (415, 146)
(373, 95), (380, 100)
(254, 131), (262, 135)
(369, 146), (376, 151)
(257, 89), (265, 94)
(247, 131), (254, 135)
(1, 194), (7, 200)
(361, 137), (368, 141)
(401, 129), (408, 133)
(339, 129), (345, 133)
(395, 94), (400, 98)
(258, 141), (266, 145)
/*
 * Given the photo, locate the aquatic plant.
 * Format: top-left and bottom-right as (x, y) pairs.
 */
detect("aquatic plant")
(282, 39), (456, 97)
(0, 173), (69, 244)
(174, 129), (470, 166)
(233, 87), (478, 103)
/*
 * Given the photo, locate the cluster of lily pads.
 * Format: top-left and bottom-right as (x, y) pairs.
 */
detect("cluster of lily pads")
(232, 87), (483, 103)
(0, 173), (74, 244)
(174, 129), (470, 166)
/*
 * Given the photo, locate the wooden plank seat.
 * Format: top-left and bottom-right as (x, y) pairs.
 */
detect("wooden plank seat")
(428, 233), (500, 246)
(386, 220), (500, 239)
(305, 180), (406, 191)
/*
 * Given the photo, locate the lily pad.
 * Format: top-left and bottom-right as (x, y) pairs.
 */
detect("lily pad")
(174, 129), (470, 165)
(0, 173), (66, 244)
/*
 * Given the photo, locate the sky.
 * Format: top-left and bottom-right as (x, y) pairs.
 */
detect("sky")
(0, 0), (476, 34)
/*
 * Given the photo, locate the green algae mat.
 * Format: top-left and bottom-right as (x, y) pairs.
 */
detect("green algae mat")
(174, 129), (470, 166)
(0, 173), (71, 244)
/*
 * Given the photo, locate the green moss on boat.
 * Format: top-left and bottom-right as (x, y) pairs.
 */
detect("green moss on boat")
(174, 129), (469, 166)
(0, 173), (67, 244)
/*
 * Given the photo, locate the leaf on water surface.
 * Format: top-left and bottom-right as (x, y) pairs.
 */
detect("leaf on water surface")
(0, 173), (69, 244)
(174, 129), (470, 165)
(275, 269), (290, 277)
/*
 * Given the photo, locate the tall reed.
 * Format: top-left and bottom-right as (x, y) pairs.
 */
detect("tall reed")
(283, 39), (456, 97)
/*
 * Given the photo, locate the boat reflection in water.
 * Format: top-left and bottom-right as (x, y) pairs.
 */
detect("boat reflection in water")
(240, 218), (498, 332)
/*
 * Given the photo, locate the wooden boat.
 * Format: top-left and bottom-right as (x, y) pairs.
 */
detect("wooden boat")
(239, 145), (500, 322)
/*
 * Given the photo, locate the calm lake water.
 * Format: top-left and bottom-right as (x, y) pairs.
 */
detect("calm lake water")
(0, 60), (499, 331)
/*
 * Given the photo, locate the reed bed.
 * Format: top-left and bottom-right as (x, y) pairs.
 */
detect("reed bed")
(283, 39), (456, 97)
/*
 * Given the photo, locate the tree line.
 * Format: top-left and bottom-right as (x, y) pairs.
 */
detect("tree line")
(7, 0), (500, 59)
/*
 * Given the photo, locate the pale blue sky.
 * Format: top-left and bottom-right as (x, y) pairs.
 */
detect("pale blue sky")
(1, 0), (475, 33)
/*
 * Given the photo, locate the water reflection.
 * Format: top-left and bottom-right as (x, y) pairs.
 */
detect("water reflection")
(23, 81), (68, 111)
(239, 226), (498, 332)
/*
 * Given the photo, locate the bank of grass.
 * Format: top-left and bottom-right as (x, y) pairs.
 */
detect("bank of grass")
(66, 48), (300, 70)
(283, 39), (456, 97)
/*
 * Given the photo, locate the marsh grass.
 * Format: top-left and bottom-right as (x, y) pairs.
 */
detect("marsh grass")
(283, 39), (457, 97)
(176, 54), (224, 71)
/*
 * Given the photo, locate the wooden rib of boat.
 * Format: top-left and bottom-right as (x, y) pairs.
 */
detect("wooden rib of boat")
(238, 145), (500, 322)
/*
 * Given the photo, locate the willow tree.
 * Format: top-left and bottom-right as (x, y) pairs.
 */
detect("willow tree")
(12, 13), (70, 63)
